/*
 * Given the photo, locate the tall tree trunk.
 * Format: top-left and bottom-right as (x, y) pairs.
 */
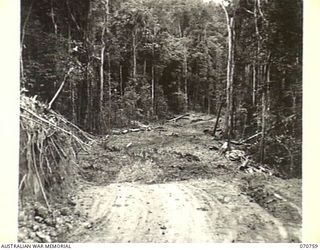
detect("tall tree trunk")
(100, 20), (106, 115)
(99, 0), (109, 132)
(259, 63), (270, 163)
(132, 29), (137, 80)
(204, 24), (211, 115)
(50, 0), (58, 35)
(292, 91), (296, 115)
(119, 64), (123, 96)
(67, 22), (76, 123)
(207, 85), (211, 114)
(71, 82), (76, 123)
(143, 58), (147, 76)
(100, 41), (105, 113)
(68, 23), (72, 52)
(151, 61), (155, 116)
(66, 0), (81, 32)
(221, 4), (235, 149)
(253, 0), (262, 108)
(259, 69), (266, 163)
(252, 65), (256, 106)
(151, 26), (157, 116)
(260, 88), (266, 163)
(84, 63), (91, 130)
(20, 0), (34, 88)
(108, 53), (112, 131)
(85, 2), (94, 132)
(183, 51), (188, 112)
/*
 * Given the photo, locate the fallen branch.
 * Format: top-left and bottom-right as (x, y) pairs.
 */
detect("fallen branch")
(168, 114), (190, 122)
(230, 140), (249, 145)
(240, 132), (262, 144)
(190, 118), (203, 123)
(129, 128), (140, 132)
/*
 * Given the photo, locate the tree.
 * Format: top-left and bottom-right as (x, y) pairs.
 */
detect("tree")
(220, 0), (239, 148)
(20, 0), (302, 177)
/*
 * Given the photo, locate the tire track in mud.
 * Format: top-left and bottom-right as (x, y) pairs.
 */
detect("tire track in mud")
(68, 180), (300, 243)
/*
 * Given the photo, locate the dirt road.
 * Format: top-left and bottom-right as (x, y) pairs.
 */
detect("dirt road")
(68, 179), (300, 243)
(16, 113), (300, 243)
(62, 114), (301, 243)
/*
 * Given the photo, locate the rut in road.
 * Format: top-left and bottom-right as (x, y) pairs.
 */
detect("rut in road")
(68, 180), (300, 243)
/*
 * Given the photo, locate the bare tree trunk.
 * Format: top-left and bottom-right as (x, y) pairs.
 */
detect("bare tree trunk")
(143, 58), (147, 76)
(20, 0), (34, 88)
(266, 62), (271, 112)
(204, 24), (211, 115)
(259, 64), (269, 163)
(100, 42), (105, 113)
(207, 86), (211, 114)
(259, 86), (266, 163)
(85, 3), (94, 131)
(105, 0), (110, 131)
(119, 64), (123, 96)
(132, 29), (137, 79)
(221, 3), (235, 149)
(66, 0), (81, 32)
(292, 91), (296, 114)
(71, 82), (76, 123)
(108, 53), (112, 131)
(253, 0), (263, 109)
(151, 61), (155, 116)
(178, 22), (182, 38)
(67, 22), (76, 123)
(99, 0), (110, 130)
(183, 51), (188, 112)
(50, 0), (58, 35)
(254, 0), (262, 40)
(252, 65), (256, 106)
(100, 16), (106, 116)
(151, 26), (157, 116)
(84, 64), (91, 129)
(68, 23), (72, 52)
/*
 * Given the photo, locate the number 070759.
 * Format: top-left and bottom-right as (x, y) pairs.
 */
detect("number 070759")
(300, 244), (319, 248)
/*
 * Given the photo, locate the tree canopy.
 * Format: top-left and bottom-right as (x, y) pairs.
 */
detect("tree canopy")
(21, 0), (302, 177)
